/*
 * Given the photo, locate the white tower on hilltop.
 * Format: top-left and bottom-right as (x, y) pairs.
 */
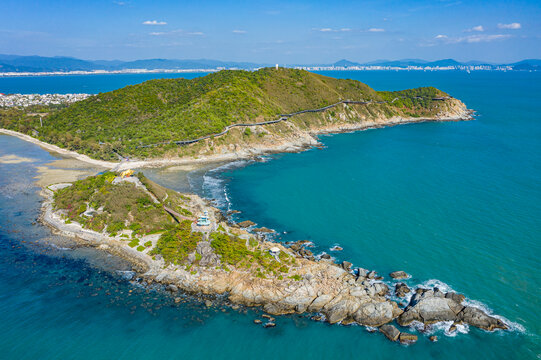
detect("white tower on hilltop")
(275, 64), (279, 70)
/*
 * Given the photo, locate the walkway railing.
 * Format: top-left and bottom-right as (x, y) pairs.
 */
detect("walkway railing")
(135, 96), (450, 149)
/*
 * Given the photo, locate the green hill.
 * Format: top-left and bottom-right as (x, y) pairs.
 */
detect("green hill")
(1, 68), (452, 160)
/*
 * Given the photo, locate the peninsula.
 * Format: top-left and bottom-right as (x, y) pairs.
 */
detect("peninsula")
(3, 68), (508, 344)
(41, 172), (509, 344)
(1, 68), (470, 169)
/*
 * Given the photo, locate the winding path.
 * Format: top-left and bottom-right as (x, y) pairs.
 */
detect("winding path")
(136, 96), (450, 149)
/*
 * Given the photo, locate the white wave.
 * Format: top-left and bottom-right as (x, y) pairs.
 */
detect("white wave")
(201, 160), (251, 210)
(408, 320), (470, 337)
(202, 173), (229, 209)
(463, 298), (526, 334)
(417, 278), (456, 293)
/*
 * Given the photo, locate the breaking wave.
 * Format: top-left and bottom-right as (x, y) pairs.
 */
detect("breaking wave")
(201, 160), (251, 211)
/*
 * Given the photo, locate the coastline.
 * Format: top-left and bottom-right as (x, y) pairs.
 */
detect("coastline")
(37, 173), (509, 341)
(1, 105), (473, 172)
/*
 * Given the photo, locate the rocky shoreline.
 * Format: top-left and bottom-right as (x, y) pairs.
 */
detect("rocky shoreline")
(39, 176), (509, 344)
(1, 97), (473, 172)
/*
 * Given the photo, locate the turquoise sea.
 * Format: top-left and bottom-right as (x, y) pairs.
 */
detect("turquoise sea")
(0, 71), (539, 359)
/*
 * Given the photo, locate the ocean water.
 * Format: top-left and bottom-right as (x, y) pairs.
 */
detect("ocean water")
(0, 71), (539, 359)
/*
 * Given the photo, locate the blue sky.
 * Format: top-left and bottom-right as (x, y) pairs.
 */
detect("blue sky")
(1, 0), (539, 63)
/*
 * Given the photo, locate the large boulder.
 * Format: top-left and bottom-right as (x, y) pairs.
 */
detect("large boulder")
(398, 290), (464, 326)
(323, 296), (361, 324)
(395, 283), (411, 298)
(389, 271), (409, 279)
(307, 294), (333, 312)
(263, 302), (296, 315)
(397, 288), (506, 331)
(341, 261), (353, 271)
(458, 306), (508, 331)
(353, 301), (402, 327)
(445, 292), (466, 304)
(399, 332), (418, 344)
(356, 268), (369, 280)
(373, 283), (389, 296)
(379, 324), (400, 341)
(238, 220), (255, 228)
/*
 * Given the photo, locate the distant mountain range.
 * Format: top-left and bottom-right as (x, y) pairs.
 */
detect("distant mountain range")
(0, 55), (263, 73)
(329, 58), (541, 70)
(0, 54), (539, 73)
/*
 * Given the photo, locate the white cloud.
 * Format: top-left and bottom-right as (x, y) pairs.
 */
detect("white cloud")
(148, 29), (203, 37)
(428, 33), (511, 46)
(452, 34), (511, 43)
(143, 20), (167, 26)
(368, 28), (385, 32)
(317, 27), (352, 32)
(232, 30), (247, 34)
(470, 25), (484, 32)
(498, 22), (521, 29)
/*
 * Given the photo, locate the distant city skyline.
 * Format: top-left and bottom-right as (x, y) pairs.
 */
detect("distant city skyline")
(1, 0), (540, 63)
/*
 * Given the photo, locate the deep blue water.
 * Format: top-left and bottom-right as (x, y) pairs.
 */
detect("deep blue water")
(0, 71), (539, 359)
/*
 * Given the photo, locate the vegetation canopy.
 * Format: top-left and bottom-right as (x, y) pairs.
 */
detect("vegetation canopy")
(1, 68), (448, 160)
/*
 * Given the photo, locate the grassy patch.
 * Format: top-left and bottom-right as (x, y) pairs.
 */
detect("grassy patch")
(150, 220), (202, 265)
(209, 232), (295, 277)
(53, 172), (175, 235)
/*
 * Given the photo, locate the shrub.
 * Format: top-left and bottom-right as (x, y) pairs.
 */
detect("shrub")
(150, 220), (202, 264)
(209, 232), (250, 265)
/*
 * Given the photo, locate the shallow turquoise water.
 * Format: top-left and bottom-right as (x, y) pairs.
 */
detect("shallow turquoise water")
(0, 71), (540, 359)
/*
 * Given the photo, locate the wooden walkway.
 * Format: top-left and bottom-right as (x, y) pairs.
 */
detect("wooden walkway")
(163, 205), (193, 223)
(136, 96), (451, 149)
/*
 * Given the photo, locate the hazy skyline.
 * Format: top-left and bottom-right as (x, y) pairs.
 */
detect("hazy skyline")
(1, 0), (540, 63)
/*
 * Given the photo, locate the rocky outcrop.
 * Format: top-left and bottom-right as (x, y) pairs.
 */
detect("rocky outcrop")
(40, 180), (509, 346)
(253, 227), (274, 233)
(196, 241), (220, 266)
(353, 301), (402, 327)
(395, 283), (410, 298)
(238, 220), (255, 228)
(458, 306), (508, 331)
(398, 288), (465, 325)
(390, 271), (409, 279)
(399, 333), (418, 344)
(380, 324), (400, 341)
(398, 288), (507, 331)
